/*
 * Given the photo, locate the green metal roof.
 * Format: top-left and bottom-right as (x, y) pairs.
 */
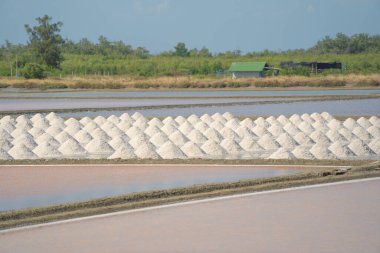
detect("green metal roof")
(228, 62), (268, 72)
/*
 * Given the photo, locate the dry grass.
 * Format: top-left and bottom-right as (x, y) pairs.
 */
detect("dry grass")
(0, 74), (379, 90)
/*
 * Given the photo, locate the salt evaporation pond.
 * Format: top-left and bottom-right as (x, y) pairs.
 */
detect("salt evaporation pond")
(0, 97), (277, 111)
(0, 165), (301, 211)
(59, 98), (380, 118)
(0, 88), (379, 98)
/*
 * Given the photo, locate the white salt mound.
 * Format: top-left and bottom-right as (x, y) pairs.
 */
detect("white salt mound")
(131, 112), (144, 120)
(91, 128), (111, 141)
(310, 143), (338, 160)
(74, 130), (93, 144)
(108, 145), (137, 159)
(187, 129), (207, 144)
(55, 131), (73, 144)
(209, 121), (224, 131)
(36, 133), (60, 147)
(240, 118), (255, 128)
(239, 137), (263, 152)
(267, 124), (285, 137)
(160, 124), (178, 135)
(157, 141), (187, 159)
(175, 116), (187, 125)
(33, 142), (62, 159)
(343, 118), (359, 130)
(148, 118), (164, 128)
(194, 122), (209, 132)
(220, 139), (243, 154)
(134, 143), (160, 159)
(268, 148), (295, 160)
(187, 114), (201, 125)
(357, 117), (372, 129)
(181, 142), (205, 159)
(328, 142), (355, 159)
(178, 121), (194, 135)
(309, 131), (331, 146)
(352, 127), (372, 141)
(0, 138), (13, 151)
(8, 144), (38, 160)
(58, 139), (87, 157)
(348, 139), (375, 156)
(369, 138), (380, 154)
(144, 125), (162, 137)
(276, 133), (298, 149)
(257, 134), (279, 150)
(283, 123), (300, 136)
(200, 114), (213, 125)
(277, 115), (290, 126)
(149, 132), (169, 147)
(108, 136), (130, 150)
(298, 121), (315, 134)
(12, 134), (37, 149)
(201, 140), (227, 158)
(0, 148), (12, 160)
(291, 146), (315, 160)
(129, 134), (151, 149)
(326, 130), (347, 143)
(367, 126), (380, 138)
(293, 132), (314, 146)
(46, 125), (63, 136)
(85, 138), (115, 157)
(168, 131), (189, 146)
(235, 126), (256, 139)
(203, 128), (223, 142)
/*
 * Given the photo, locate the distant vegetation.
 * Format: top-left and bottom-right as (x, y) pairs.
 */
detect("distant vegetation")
(0, 15), (380, 79)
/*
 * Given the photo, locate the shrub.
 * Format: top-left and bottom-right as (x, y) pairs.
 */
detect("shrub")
(22, 63), (46, 79)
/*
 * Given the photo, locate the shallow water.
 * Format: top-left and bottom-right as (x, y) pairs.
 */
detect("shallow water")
(0, 98), (273, 111)
(58, 98), (380, 117)
(0, 165), (301, 211)
(1, 88), (379, 98)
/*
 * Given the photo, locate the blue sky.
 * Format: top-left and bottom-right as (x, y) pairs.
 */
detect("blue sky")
(1, 0), (379, 53)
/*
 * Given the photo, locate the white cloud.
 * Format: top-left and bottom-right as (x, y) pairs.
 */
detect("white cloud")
(134, 0), (171, 15)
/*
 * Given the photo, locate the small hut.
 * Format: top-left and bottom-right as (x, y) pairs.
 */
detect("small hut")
(228, 62), (279, 78)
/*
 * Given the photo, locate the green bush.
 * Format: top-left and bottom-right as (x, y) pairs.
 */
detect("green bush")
(22, 63), (46, 79)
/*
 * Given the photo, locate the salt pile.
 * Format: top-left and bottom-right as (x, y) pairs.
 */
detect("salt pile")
(0, 112), (378, 161)
(268, 148), (295, 160)
(33, 142), (62, 159)
(157, 141), (187, 159)
(258, 134), (279, 150)
(181, 142), (205, 158)
(58, 139), (87, 158)
(108, 145), (137, 159)
(201, 140), (227, 158)
(310, 143), (337, 160)
(8, 144), (38, 160)
(348, 139), (375, 156)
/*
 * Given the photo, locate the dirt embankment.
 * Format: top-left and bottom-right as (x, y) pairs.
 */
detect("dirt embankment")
(1, 74), (380, 90)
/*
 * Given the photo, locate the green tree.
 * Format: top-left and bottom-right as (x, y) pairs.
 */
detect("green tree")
(25, 15), (64, 68)
(22, 63), (46, 79)
(174, 42), (189, 57)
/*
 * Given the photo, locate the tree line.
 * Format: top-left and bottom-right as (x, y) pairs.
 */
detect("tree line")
(0, 15), (379, 78)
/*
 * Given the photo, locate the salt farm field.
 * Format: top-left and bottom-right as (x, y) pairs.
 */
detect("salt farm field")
(0, 88), (379, 236)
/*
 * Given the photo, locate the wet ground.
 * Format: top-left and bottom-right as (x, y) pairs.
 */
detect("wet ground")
(1, 179), (379, 253)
